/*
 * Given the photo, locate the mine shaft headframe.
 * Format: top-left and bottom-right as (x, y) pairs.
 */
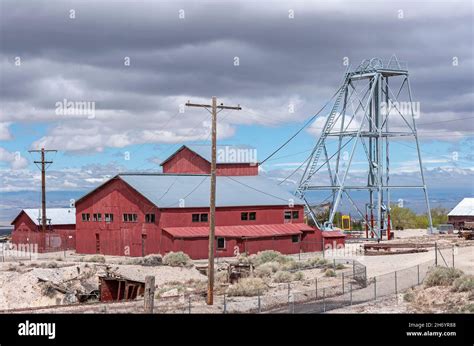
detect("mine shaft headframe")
(296, 56), (433, 239)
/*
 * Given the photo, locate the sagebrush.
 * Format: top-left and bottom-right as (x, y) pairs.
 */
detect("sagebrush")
(227, 277), (267, 297)
(163, 251), (192, 267)
(452, 275), (474, 292)
(424, 267), (463, 287)
(83, 255), (106, 263)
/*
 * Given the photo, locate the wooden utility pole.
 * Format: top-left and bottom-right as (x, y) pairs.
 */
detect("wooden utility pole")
(185, 97), (241, 305)
(29, 148), (57, 232)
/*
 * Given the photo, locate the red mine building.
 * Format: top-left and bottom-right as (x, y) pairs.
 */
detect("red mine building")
(75, 145), (341, 259)
(11, 208), (76, 252)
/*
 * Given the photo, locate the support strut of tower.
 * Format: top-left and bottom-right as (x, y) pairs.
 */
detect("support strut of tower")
(296, 56), (433, 240)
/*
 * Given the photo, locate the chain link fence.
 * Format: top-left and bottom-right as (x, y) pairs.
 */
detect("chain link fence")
(0, 240), (462, 314)
(265, 260), (434, 314)
(156, 258), (434, 314)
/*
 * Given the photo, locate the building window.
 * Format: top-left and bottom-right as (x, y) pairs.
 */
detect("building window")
(241, 212), (256, 221)
(192, 213), (208, 222)
(292, 235), (300, 243)
(285, 210), (299, 222)
(82, 213), (90, 222)
(145, 213), (155, 223)
(123, 213), (138, 222)
(217, 237), (226, 249)
(93, 213), (102, 222)
(105, 213), (114, 223)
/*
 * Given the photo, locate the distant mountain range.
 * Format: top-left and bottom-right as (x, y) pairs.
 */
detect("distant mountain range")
(1, 167), (472, 225)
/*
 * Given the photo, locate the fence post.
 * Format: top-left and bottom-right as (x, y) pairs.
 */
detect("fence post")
(452, 245), (455, 268)
(287, 283), (291, 313)
(374, 277), (377, 301)
(315, 278), (318, 299)
(350, 283), (353, 306)
(189, 295), (192, 314)
(435, 242), (438, 266)
(352, 261), (355, 276)
(333, 258), (336, 268)
(223, 294), (226, 314)
(417, 264), (420, 285)
(342, 272), (345, 294)
(323, 288), (326, 312)
(394, 271), (398, 295)
(258, 291), (261, 313)
(322, 238), (325, 258)
(144, 275), (155, 313)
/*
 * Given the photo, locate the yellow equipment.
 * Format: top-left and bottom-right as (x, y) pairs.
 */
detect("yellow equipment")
(342, 215), (351, 231)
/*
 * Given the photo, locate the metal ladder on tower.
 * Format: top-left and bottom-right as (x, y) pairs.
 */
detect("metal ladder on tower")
(296, 75), (350, 198)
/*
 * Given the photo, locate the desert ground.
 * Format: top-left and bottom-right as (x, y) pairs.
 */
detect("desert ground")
(0, 228), (472, 313)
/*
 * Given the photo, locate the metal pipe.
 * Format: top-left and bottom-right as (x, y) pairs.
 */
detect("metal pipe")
(374, 277), (377, 300)
(406, 78), (433, 233)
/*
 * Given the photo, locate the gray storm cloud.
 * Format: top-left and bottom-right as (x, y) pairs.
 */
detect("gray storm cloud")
(0, 0), (472, 152)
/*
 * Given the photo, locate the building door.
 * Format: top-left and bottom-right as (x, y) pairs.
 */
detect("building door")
(141, 234), (147, 257)
(236, 239), (246, 256)
(121, 228), (141, 257)
(95, 233), (100, 254)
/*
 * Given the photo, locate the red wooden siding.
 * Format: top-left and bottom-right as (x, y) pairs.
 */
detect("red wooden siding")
(448, 215), (474, 229)
(76, 178), (161, 257)
(216, 163), (258, 176)
(159, 205), (305, 227)
(11, 212), (76, 253)
(162, 147), (211, 174)
(161, 147), (258, 176)
(322, 231), (346, 250)
(74, 176), (330, 259)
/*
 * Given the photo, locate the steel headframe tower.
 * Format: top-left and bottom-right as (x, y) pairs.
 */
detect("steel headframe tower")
(296, 56), (433, 239)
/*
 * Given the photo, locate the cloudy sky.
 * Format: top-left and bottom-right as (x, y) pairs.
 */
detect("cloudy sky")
(0, 0), (473, 221)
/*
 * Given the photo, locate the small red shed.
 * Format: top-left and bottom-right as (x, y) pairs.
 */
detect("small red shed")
(11, 208), (76, 253)
(322, 231), (346, 250)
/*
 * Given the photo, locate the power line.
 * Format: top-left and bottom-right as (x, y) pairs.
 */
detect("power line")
(417, 116), (474, 126)
(277, 137), (355, 186)
(259, 85), (344, 165)
(224, 175), (290, 203)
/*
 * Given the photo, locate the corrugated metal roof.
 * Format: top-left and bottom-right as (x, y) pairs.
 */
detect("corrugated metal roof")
(21, 208), (76, 225)
(448, 198), (474, 216)
(119, 173), (304, 208)
(163, 223), (314, 238)
(162, 144), (257, 165)
(322, 231), (345, 238)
